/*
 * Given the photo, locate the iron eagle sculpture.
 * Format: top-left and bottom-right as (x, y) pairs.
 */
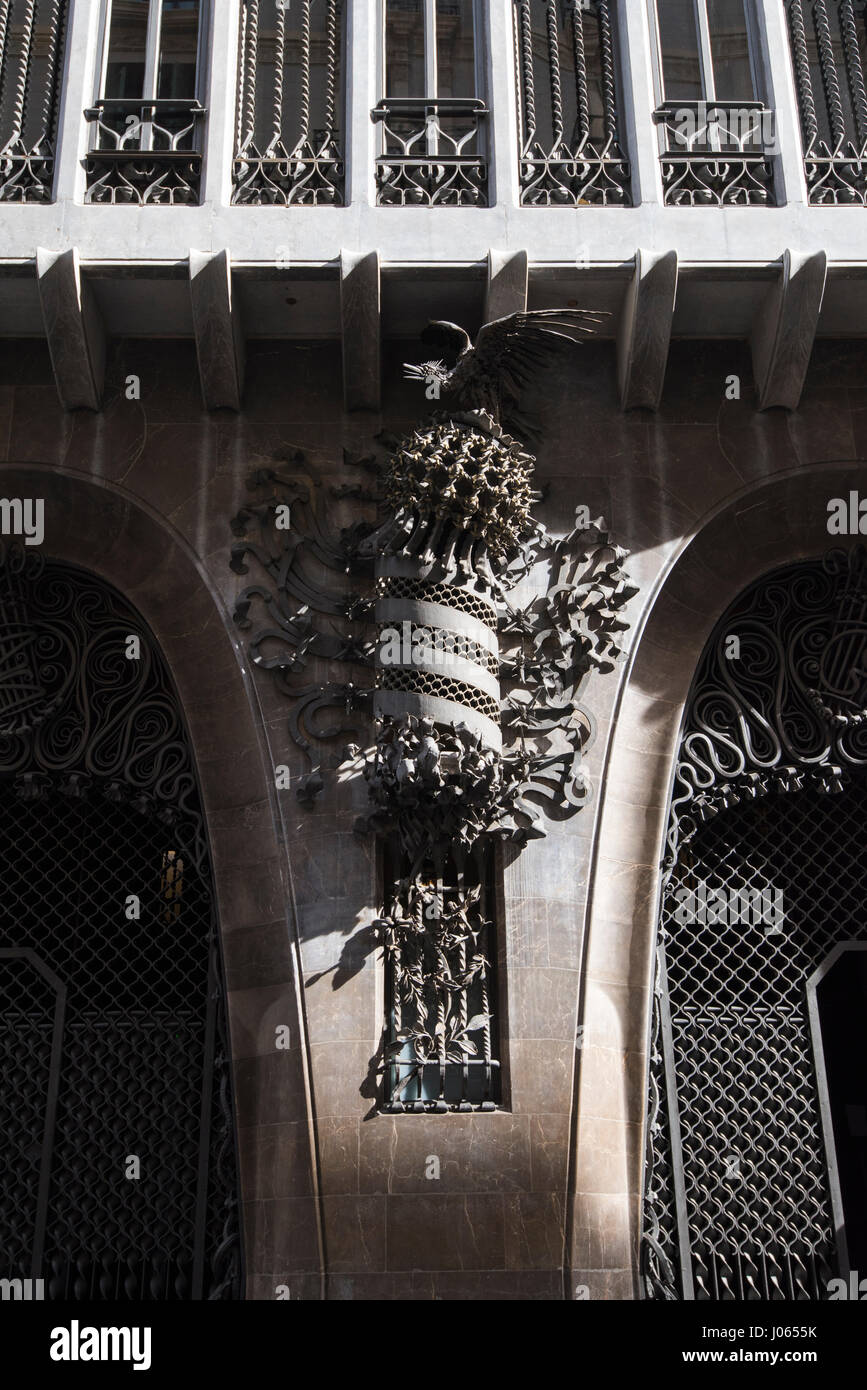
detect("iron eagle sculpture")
(403, 308), (605, 440)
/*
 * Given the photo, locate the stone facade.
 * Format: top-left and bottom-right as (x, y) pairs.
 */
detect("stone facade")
(4, 328), (864, 1297)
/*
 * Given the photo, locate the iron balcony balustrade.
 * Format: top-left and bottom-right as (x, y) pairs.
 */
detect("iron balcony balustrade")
(653, 99), (776, 206)
(0, 0), (68, 204)
(232, 0), (344, 207)
(372, 95), (489, 206)
(786, 0), (867, 205)
(513, 0), (631, 207)
(83, 97), (207, 205)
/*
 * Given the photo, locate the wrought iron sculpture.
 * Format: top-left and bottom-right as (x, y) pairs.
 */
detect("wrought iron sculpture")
(233, 0), (344, 206)
(231, 311), (634, 1110)
(84, 98), (205, 205)
(642, 549), (867, 1301)
(0, 0), (68, 203)
(514, 0), (631, 206)
(786, 0), (867, 205)
(0, 555), (242, 1300)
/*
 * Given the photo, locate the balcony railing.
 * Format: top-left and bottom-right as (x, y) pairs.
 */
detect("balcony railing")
(232, 0), (343, 206)
(653, 100), (775, 206)
(372, 96), (488, 206)
(514, 0), (631, 206)
(0, 0), (68, 204)
(83, 98), (205, 206)
(786, 0), (867, 205)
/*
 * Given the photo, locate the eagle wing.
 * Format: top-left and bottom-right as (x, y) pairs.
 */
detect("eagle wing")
(467, 308), (606, 402)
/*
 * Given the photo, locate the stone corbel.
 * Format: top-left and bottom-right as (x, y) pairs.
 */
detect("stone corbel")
(617, 248), (678, 412)
(36, 247), (106, 412)
(750, 249), (827, 411)
(189, 249), (246, 411)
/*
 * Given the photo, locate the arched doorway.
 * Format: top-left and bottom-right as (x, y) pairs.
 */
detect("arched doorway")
(0, 547), (242, 1300)
(642, 546), (867, 1300)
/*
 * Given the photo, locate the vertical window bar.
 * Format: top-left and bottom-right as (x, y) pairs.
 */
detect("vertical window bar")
(425, 0), (437, 154)
(10, 0), (37, 147)
(814, 0), (847, 150)
(516, 0), (536, 150)
(569, 0), (590, 149)
(139, 0), (164, 152)
(545, 1), (563, 150)
(596, 0), (619, 145)
(840, 0), (867, 148)
(788, 0), (819, 152)
(266, 0), (284, 154)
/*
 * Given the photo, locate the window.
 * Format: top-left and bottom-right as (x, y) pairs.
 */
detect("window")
(233, 0), (344, 206)
(513, 0), (631, 206)
(85, 0), (207, 204)
(785, 0), (867, 205)
(651, 0), (774, 204)
(374, 0), (488, 205)
(0, 0), (70, 203)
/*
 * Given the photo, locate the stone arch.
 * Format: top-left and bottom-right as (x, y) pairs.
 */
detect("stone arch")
(567, 460), (867, 1300)
(0, 463), (321, 1299)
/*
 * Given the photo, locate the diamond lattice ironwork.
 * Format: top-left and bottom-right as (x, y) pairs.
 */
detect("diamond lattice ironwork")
(0, 558), (242, 1301)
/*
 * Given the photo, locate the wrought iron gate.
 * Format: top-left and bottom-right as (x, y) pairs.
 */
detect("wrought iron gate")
(642, 547), (867, 1300)
(0, 549), (242, 1300)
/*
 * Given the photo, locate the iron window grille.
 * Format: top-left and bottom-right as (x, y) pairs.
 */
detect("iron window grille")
(642, 549), (867, 1301)
(785, 0), (867, 204)
(85, 0), (208, 204)
(374, 0), (489, 206)
(650, 0), (775, 205)
(0, 552), (242, 1300)
(513, 0), (631, 206)
(0, 0), (69, 203)
(381, 839), (501, 1112)
(233, 0), (344, 205)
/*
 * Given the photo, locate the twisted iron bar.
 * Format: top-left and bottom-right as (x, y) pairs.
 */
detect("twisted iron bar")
(10, 0), (36, 145)
(268, 0), (285, 153)
(39, 0), (64, 149)
(840, 0), (867, 147)
(517, 0), (536, 148)
(546, 0), (563, 146)
(596, 0), (617, 143)
(788, 0), (819, 146)
(814, 0), (847, 149)
(569, 0), (590, 147)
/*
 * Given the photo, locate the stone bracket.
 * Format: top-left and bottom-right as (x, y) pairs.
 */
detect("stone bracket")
(485, 249), (528, 323)
(189, 248), (246, 411)
(340, 249), (381, 411)
(617, 248), (678, 412)
(36, 247), (106, 412)
(750, 249), (827, 411)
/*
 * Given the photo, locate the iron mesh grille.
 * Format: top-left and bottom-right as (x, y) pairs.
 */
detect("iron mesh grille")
(659, 784), (867, 1299)
(0, 556), (241, 1301)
